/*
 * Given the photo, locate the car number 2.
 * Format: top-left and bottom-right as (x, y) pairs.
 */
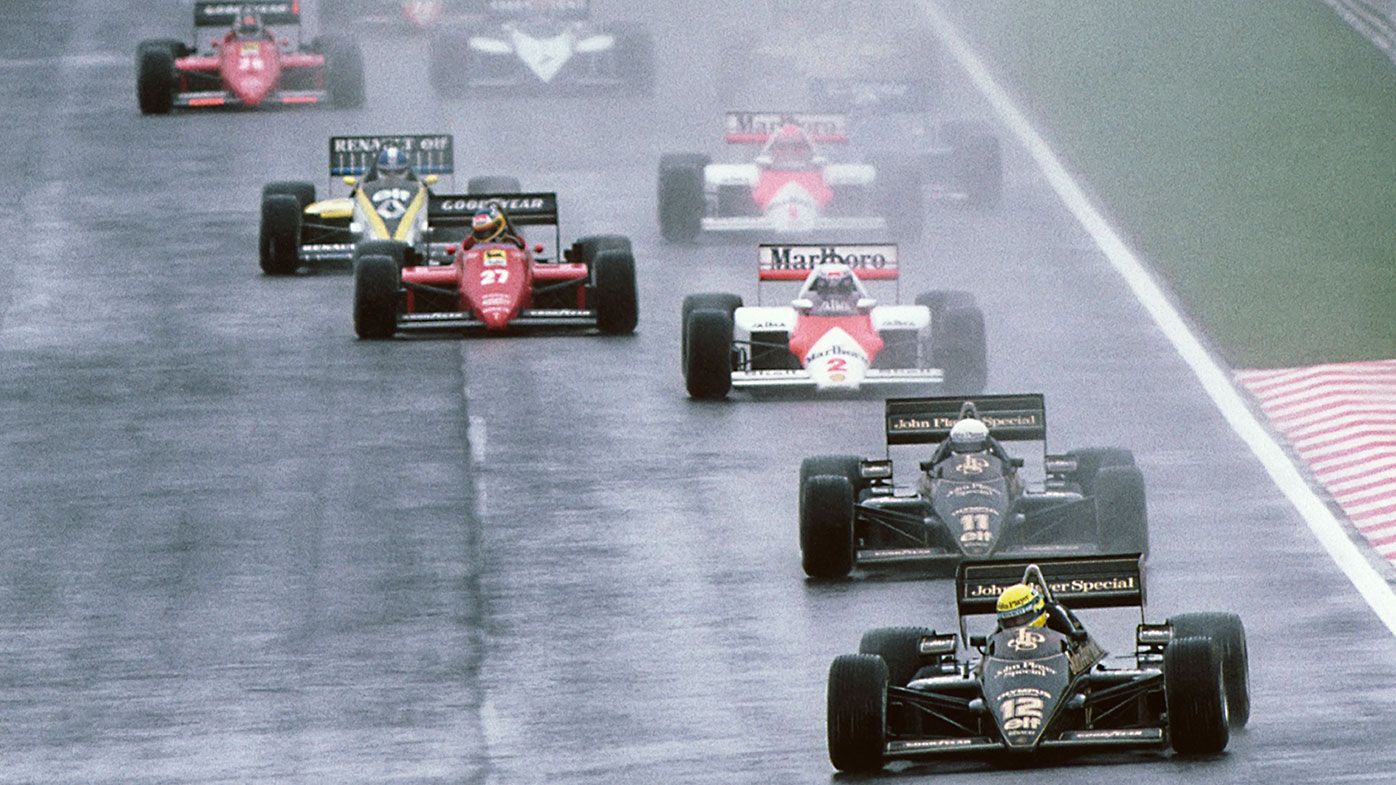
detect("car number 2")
(480, 269), (509, 285)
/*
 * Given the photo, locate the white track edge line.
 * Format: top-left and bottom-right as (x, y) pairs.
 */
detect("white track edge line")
(918, 1), (1396, 636)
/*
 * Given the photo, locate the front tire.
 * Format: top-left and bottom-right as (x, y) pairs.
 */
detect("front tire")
(1164, 636), (1230, 754)
(943, 120), (1003, 209)
(136, 42), (175, 115)
(683, 308), (734, 399)
(467, 175), (521, 195)
(262, 181), (317, 210)
(353, 255), (400, 339)
(800, 475), (856, 579)
(1169, 613), (1249, 727)
(827, 654), (888, 773)
(259, 195), (302, 276)
(591, 249), (638, 335)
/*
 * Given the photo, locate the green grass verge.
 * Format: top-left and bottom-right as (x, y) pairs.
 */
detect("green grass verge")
(947, 1), (1396, 367)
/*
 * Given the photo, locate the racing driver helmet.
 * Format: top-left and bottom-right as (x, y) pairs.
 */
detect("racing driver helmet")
(375, 146), (412, 178)
(768, 125), (814, 168)
(471, 206), (508, 243)
(948, 418), (990, 453)
(235, 5), (265, 37)
(810, 270), (859, 310)
(996, 583), (1047, 629)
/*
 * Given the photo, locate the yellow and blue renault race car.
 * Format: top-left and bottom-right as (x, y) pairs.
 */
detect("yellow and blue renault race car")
(257, 134), (523, 275)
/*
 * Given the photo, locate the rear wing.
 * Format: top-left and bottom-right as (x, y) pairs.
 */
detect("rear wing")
(758, 244), (898, 282)
(486, 0), (589, 18)
(329, 135), (455, 177)
(194, 1), (302, 26)
(428, 192), (560, 226)
(885, 394), (1046, 446)
(724, 112), (849, 144)
(955, 554), (1146, 618)
(810, 77), (935, 114)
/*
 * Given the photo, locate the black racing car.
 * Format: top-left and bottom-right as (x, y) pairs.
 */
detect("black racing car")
(825, 554), (1250, 772)
(798, 395), (1148, 578)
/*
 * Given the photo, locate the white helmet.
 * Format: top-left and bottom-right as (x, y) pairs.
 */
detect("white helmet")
(949, 418), (989, 452)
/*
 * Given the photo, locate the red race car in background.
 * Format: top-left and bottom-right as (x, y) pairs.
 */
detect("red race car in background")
(136, 2), (364, 114)
(352, 192), (639, 339)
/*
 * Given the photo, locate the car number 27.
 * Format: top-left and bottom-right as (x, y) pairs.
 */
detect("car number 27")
(480, 269), (509, 285)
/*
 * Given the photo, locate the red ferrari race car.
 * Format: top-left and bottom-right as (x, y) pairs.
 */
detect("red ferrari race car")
(352, 192), (639, 339)
(136, 2), (364, 114)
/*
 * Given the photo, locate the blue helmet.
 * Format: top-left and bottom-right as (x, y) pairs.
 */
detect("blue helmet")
(376, 146), (411, 177)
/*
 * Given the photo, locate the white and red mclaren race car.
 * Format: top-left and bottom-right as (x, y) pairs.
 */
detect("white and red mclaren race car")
(681, 244), (986, 399)
(657, 113), (924, 243)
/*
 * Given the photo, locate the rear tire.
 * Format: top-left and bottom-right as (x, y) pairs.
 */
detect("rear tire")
(259, 195), (302, 276)
(1164, 636), (1230, 754)
(917, 290), (986, 394)
(800, 475), (856, 579)
(1168, 613), (1249, 727)
(591, 250), (639, 335)
(1068, 447), (1137, 495)
(858, 627), (937, 687)
(262, 181), (317, 210)
(1093, 465), (1148, 555)
(353, 255), (400, 339)
(827, 654), (888, 773)
(684, 308), (733, 399)
(658, 153), (708, 243)
(136, 43), (176, 115)
(467, 175), (521, 195)
(325, 38), (365, 109)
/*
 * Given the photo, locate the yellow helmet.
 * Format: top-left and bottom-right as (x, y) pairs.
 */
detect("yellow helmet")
(996, 583), (1047, 629)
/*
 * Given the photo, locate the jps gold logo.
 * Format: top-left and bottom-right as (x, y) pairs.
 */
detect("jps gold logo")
(1006, 628), (1046, 652)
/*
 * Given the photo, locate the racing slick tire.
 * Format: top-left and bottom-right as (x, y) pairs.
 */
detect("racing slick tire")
(353, 255), (401, 339)
(858, 627), (937, 687)
(325, 38), (365, 109)
(684, 308), (734, 399)
(1168, 613), (1249, 727)
(259, 195), (302, 276)
(1163, 636), (1230, 754)
(916, 290), (987, 394)
(827, 654), (888, 773)
(136, 42), (176, 115)
(355, 240), (408, 269)
(798, 455), (863, 521)
(800, 475), (856, 579)
(681, 293), (742, 370)
(1067, 447), (1137, 495)
(429, 31), (471, 97)
(875, 162), (925, 242)
(609, 23), (655, 96)
(1092, 465), (1148, 555)
(467, 176), (522, 195)
(262, 181), (317, 211)
(591, 249), (638, 335)
(943, 120), (1003, 209)
(573, 235), (633, 266)
(658, 153), (709, 243)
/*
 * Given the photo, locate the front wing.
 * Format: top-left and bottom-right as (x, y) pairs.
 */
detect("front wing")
(731, 368), (943, 391)
(397, 309), (599, 332)
(173, 89), (328, 109)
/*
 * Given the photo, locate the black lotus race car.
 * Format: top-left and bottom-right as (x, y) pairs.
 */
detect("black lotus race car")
(798, 395), (1148, 578)
(429, 0), (653, 96)
(826, 554), (1250, 772)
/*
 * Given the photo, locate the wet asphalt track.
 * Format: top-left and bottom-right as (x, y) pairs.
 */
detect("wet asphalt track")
(2, 1), (1396, 782)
